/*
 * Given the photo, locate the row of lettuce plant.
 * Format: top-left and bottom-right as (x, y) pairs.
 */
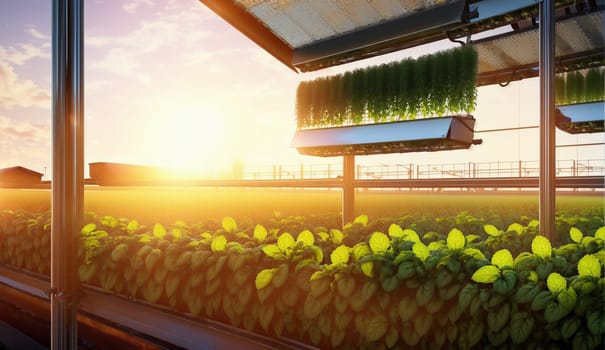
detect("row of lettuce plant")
(295, 46), (478, 129)
(0, 209), (603, 349)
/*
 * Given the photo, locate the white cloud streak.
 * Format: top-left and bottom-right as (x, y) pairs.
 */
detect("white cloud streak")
(123, 0), (155, 14)
(0, 42), (49, 65)
(87, 2), (214, 84)
(0, 61), (50, 109)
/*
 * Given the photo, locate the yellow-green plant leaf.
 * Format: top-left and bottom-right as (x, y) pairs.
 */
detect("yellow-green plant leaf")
(310, 270), (328, 281)
(369, 232), (390, 254)
(200, 232), (212, 239)
(171, 228), (182, 241)
(352, 242), (371, 260)
(402, 229), (420, 243)
(528, 219), (539, 228)
(261, 244), (282, 258)
(428, 241), (444, 251)
(507, 223), (524, 235)
(569, 227), (583, 243)
(531, 236), (552, 258)
(463, 248), (485, 260)
(471, 265), (501, 283)
(484, 224), (501, 237)
(354, 214), (368, 227)
(297, 230), (314, 246)
(412, 242), (429, 262)
(331, 245), (350, 265)
(330, 229), (344, 244)
(253, 224), (267, 242)
(153, 223), (166, 239)
(318, 231), (329, 241)
(81, 223), (96, 235)
(546, 272), (567, 293)
(277, 232), (295, 252)
(528, 270), (538, 282)
(361, 261), (374, 277)
(221, 217), (237, 232)
(492, 249), (514, 269)
(308, 245), (324, 263)
(447, 228), (465, 250)
(127, 220), (139, 233)
(211, 235), (227, 252)
(595, 227), (605, 240)
(255, 268), (276, 290)
(388, 224), (404, 238)
(111, 243), (129, 262)
(577, 254), (601, 278)
(138, 235), (151, 243)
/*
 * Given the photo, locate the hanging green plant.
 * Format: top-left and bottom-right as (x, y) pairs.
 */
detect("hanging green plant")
(295, 46), (479, 129)
(555, 67), (605, 105)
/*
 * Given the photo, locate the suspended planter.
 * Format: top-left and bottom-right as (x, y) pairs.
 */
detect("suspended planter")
(291, 114), (481, 157)
(292, 46), (481, 156)
(555, 67), (604, 134)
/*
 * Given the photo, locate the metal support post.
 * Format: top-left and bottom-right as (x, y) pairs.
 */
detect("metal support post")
(51, 0), (84, 349)
(342, 155), (355, 226)
(539, 0), (556, 240)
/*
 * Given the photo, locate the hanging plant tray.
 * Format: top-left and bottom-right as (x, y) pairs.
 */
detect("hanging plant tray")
(291, 115), (481, 157)
(556, 101), (604, 134)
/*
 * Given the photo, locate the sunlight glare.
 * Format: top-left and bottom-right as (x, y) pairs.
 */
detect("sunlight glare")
(157, 106), (226, 176)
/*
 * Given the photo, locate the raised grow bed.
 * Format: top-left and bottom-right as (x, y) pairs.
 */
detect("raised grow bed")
(555, 67), (604, 134)
(0, 209), (604, 349)
(291, 46), (482, 156)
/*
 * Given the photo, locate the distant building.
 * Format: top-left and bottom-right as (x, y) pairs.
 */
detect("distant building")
(0, 166), (44, 188)
(89, 162), (172, 186)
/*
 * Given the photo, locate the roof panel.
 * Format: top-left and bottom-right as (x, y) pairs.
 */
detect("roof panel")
(476, 11), (604, 75)
(200, 0), (603, 76)
(249, 3), (311, 47)
(281, 1), (337, 42)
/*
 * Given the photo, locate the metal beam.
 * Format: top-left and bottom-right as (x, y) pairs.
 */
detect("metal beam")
(79, 176), (605, 189)
(292, 0), (467, 69)
(539, 0), (557, 240)
(197, 0), (295, 73)
(51, 0), (84, 349)
(342, 155), (355, 226)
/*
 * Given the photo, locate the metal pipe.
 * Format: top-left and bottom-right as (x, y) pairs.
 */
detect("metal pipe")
(342, 155), (355, 226)
(539, 0), (556, 240)
(51, 0), (84, 349)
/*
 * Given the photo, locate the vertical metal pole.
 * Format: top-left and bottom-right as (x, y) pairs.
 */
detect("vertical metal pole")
(51, 0), (84, 349)
(342, 155), (355, 227)
(539, 0), (556, 240)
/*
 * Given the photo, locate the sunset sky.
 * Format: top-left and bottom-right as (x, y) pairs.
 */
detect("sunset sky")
(1, 0), (602, 179)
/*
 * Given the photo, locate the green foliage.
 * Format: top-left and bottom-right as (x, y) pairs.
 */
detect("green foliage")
(295, 46), (479, 128)
(0, 208), (603, 349)
(555, 67), (605, 105)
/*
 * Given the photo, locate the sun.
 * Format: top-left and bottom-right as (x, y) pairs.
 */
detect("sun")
(156, 106), (226, 175)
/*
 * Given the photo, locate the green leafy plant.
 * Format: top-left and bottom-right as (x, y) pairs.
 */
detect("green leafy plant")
(555, 67), (605, 105)
(295, 46), (479, 129)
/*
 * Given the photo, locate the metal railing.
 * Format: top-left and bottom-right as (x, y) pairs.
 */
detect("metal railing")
(241, 159), (605, 181)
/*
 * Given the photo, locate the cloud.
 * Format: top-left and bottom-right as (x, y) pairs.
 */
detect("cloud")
(123, 0), (155, 14)
(0, 42), (49, 65)
(0, 115), (49, 142)
(26, 27), (48, 40)
(0, 61), (50, 109)
(88, 3), (213, 83)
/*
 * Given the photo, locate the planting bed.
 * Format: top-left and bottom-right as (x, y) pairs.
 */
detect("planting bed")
(0, 208), (604, 349)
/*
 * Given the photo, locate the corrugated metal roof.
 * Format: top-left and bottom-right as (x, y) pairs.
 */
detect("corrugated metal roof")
(238, 0), (447, 48)
(200, 0), (604, 81)
(475, 10), (604, 84)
